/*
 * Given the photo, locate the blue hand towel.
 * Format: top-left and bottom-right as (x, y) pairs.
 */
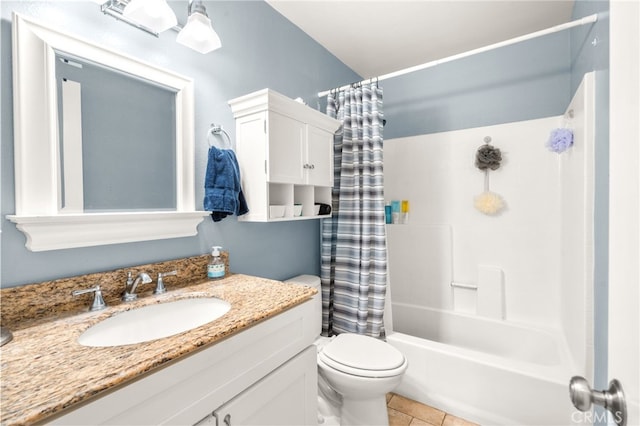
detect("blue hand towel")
(203, 146), (249, 222)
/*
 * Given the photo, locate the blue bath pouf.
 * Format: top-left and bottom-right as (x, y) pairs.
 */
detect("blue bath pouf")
(546, 128), (574, 153)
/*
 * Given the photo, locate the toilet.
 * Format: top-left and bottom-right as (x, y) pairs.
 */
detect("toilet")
(286, 275), (407, 426)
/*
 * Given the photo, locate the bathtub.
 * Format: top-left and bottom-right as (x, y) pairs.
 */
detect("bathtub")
(387, 302), (583, 425)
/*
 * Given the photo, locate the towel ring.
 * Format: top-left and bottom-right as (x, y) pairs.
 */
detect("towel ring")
(208, 124), (233, 150)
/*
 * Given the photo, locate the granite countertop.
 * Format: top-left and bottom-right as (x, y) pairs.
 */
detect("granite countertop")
(0, 273), (316, 425)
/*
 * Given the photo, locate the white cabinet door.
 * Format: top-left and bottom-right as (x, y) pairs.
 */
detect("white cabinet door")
(306, 125), (333, 187)
(268, 112), (305, 184)
(268, 112), (333, 187)
(212, 346), (317, 426)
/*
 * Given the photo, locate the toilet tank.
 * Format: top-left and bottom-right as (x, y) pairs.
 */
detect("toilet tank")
(285, 275), (321, 336)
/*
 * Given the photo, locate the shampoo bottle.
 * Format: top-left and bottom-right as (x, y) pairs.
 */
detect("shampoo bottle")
(207, 246), (226, 280)
(401, 200), (410, 224)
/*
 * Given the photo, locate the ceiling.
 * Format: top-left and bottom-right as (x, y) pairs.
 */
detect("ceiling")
(266, 0), (575, 78)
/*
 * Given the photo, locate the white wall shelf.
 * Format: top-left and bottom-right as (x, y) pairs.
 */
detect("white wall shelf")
(7, 211), (208, 251)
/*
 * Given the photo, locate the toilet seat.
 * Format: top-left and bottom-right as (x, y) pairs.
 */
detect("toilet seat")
(318, 334), (407, 378)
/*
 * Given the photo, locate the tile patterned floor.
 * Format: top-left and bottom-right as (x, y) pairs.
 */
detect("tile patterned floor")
(387, 393), (479, 426)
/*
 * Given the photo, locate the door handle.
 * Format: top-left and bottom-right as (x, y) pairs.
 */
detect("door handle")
(570, 376), (627, 426)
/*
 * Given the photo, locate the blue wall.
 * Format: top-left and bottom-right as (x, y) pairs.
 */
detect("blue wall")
(0, 1), (360, 287)
(379, 3), (606, 141)
(382, 31), (572, 139)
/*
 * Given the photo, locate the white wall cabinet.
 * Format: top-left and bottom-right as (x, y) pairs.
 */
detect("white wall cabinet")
(49, 300), (318, 425)
(229, 89), (340, 222)
(268, 111), (333, 187)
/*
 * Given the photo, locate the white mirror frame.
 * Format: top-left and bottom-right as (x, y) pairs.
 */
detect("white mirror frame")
(8, 13), (208, 251)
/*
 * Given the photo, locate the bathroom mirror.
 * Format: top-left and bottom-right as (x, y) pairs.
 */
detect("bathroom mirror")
(55, 52), (177, 212)
(8, 13), (208, 251)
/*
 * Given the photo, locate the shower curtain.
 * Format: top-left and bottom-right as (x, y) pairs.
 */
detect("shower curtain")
(321, 82), (387, 338)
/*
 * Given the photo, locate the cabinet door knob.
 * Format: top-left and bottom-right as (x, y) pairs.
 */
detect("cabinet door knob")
(224, 414), (231, 426)
(309, 164), (315, 169)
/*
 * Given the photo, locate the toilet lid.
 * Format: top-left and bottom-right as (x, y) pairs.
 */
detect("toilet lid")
(319, 334), (406, 377)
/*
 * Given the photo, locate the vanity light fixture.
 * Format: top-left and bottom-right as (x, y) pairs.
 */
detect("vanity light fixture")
(176, 0), (222, 54)
(100, 0), (221, 54)
(123, 0), (177, 33)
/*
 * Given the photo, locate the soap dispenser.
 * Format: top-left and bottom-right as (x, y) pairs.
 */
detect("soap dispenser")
(208, 246), (226, 280)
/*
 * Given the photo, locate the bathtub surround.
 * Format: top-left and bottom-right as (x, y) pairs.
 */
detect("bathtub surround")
(558, 73), (596, 382)
(475, 265), (505, 319)
(385, 98), (593, 327)
(387, 225), (453, 312)
(569, 1), (610, 399)
(384, 73), (595, 425)
(321, 83), (387, 338)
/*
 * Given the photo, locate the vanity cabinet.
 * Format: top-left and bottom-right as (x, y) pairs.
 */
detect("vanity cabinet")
(229, 89), (340, 221)
(49, 300), (318, 425)
(194, 346), (317, 426)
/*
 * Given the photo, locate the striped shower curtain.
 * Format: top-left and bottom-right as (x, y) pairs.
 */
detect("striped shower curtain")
(320, 83), (387, 338)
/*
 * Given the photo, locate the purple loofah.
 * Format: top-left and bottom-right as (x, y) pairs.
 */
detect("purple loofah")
(547, 128), (574, 153)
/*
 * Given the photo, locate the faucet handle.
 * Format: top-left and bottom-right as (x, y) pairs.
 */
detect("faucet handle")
(72, 285), (107, 312)
(155, 270), (178, 295)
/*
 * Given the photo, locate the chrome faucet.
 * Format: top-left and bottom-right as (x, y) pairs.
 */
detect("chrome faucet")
(155, 270), (177, 295)
(72, 284), (107, 311)
(122, 272), (152, 302)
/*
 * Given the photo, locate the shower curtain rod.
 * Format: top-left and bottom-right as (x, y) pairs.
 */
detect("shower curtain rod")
(318, 13), (598, 97)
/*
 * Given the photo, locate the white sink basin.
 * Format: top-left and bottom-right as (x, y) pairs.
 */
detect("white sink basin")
(78, 298), (231, 347)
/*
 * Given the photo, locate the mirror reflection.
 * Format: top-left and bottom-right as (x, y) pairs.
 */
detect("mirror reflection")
(55, 52), (177, 212)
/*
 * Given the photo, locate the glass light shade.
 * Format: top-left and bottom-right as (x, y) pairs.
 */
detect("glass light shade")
(123, 0), (177, 33)
(176, 12), (222, 54)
